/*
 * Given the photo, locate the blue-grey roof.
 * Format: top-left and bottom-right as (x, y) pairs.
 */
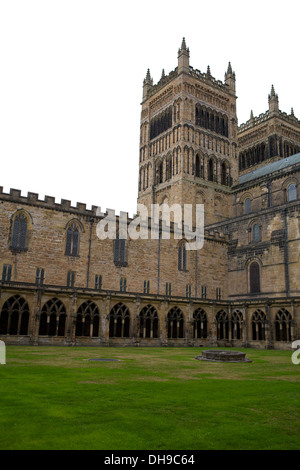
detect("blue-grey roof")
(239, 153), (300, 185)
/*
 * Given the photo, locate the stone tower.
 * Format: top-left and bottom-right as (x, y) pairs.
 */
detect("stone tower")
(138, 38), (239, 225)
(238, 85), (300, 174)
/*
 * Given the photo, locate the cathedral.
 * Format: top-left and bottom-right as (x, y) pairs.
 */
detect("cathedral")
(0, 39), (299, 349)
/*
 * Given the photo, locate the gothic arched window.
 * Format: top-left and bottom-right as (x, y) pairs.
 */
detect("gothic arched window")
(249, 261), (260, 294)
(252, 310), (266, 340)
(0, 295), (30, 335)
(139, 305), (159, 339)
(109, 303), (130, 338)
(288, 183), (297, 202)
(216, 310), (229, 340)
(178, 241), (187, 271)
(275, 308), (292, 342)
(253, 224), (260, 242)
(245, 198), (252, 214)
(76, 301), (100, 337)
(65, 222), (80, 256)
(195, 154), (201, 177)
(167, 307), (184, 338)
(208, 158), (214, 182)
(11, 213), (28, 251)
(231, 310), (243, 340)
(39, 298), (66, 337)
(193, 308), (207, 339)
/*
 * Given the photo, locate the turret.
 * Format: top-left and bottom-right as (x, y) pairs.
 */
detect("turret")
(177, 38), (190, 75)
(224, 62), (236, 93)
(142, 69), (153, 101)
(268, 85), (279, 115)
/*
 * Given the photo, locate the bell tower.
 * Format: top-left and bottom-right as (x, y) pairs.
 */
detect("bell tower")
(137, 39), (238, 225)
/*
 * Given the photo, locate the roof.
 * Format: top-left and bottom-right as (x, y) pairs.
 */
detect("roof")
(239, 153), (300, 185)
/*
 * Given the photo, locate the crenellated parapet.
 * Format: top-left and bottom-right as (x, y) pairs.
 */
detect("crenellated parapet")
(0, 187), (99, 216)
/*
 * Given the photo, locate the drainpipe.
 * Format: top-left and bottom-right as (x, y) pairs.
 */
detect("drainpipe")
(283, 208), (290, 296)
(157, 224), (161, 295)
(86, 217), (94, 288)
(195, 247), (198, 298)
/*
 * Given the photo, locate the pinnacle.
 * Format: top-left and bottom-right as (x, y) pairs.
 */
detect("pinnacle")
(271, 84), (276, 96)
(181, 37), (187, 50)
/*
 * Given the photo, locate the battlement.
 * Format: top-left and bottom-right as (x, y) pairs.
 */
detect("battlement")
(0, 186), (229, 244)
(189, 66), (228, 92)
(238, 110), (270, 132)
(145, 64), (229, 101)
(0, 187), (99, 216)
(238, 109), (300, 133)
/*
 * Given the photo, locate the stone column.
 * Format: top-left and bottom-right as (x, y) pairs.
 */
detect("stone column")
(31, 290), (42, 345)
(68, 293), (78, 345)
(266, 302), (273, 348)
(159, 300), (168, 345)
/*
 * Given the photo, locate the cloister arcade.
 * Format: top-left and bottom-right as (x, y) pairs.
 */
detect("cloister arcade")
(0, 293), (296, 348)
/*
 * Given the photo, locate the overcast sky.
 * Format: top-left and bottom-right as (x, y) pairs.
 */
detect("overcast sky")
(0, 0), (299, 217)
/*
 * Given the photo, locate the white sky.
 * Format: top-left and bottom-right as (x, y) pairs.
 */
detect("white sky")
(0, 0), (299, 217)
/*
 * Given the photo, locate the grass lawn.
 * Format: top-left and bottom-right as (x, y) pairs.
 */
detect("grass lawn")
(0, 345), (299, 450)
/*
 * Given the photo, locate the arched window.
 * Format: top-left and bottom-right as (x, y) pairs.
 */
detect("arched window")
(193, 308), (207, 339)
(65, 223), (80, 256)
(216, 310), (229, 340)
(288, 183), (297, 202)
(139, 305), (159, 338)
(252, 310), (266, 341)
(249, 262), (260, 293)
(231, 310), (243, 340)
(39, 298), (66, 336)
(167, 307), (184, 338)
(178, 241), (187, 271)
(208, 158), (214, 182)
(166, 156), (172, 181)
(253, 224), (260, 242)
(0, 295), (30, 335)
(245, 198), (252, 214)
(11, 213), (28, 251)
(157, 161), (163, 184)
(109, 303), (130, 338)
(76, 301), (100, 337)
(195, 154), (201, 177)
(221, 162), (227, 185)
(275, 308), (292, 342)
